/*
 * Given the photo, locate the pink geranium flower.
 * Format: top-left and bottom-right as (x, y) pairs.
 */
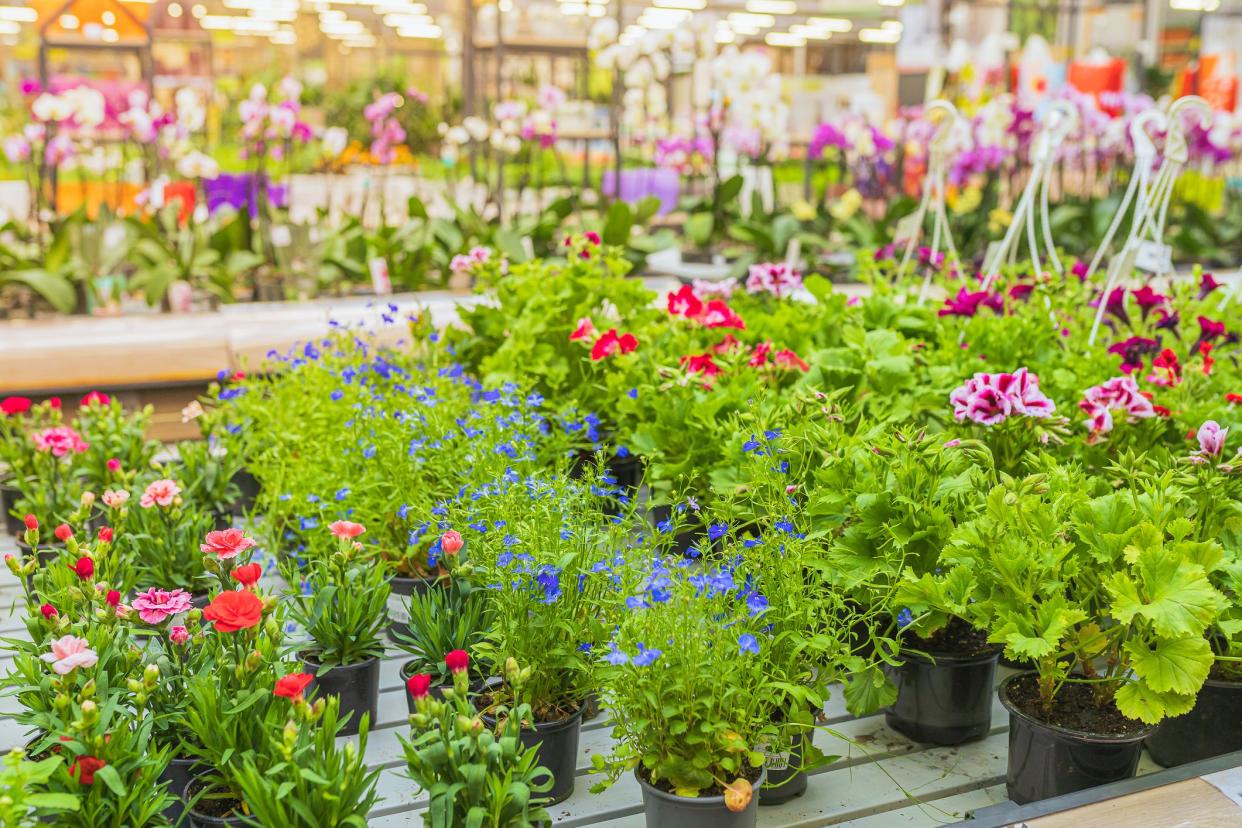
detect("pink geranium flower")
(131, 588), (192, 624)
(31, 427), (88, 457)
(745, 263), (803, 298)
(329, 520), (366, 539)
(40, 635), (98, 675)
(1197, 421), (1229, 457)
(140, 479), (181, 508)
(200, 528), (257, 560)
(699, 300), (745, 330)
(1078, 376), (1155, 437)
(949, 368), (1056, 426)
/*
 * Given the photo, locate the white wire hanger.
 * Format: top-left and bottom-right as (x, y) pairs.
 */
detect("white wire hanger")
(980, 101), (1080, 293)
(891, 100), (963, 303)
(1087, 96), (1213, 346)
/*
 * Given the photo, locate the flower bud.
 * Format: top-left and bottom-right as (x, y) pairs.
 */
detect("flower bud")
(144, 663), (160, 689)
(81, 679), (96, 698)
(6, 556), (22, 577)
(724, 778), (753, 812)
(80, 492), (96, 509)
(245, 650), (262, 671)
(23, 515), (37, 531)
(54, 524), (73, 543)
(80, 700), (98, 724)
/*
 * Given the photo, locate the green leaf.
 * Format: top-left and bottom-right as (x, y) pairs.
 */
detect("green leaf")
(1114, 679), (1198, 725)
(94, 763), (127, 797)
(2, 269), (76, 313)
(25, 793), (80, 811)
(602, 201), (633, 246)
(842, 664), (897, 716)
(1125, 635), (1211, 695)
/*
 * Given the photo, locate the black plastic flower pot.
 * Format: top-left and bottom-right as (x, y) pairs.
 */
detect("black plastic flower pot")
(883, 647), (1000, 746)
(481, 704), (584, 805)
(230, 468), (260, 516)
(182, 772), (249, 827)
(0, 480), (24, 537)
(759, 731), (806, 806)
(647, 505), (717, 559)
(1000, 672), (1153, 804)
(637, 766), (766, 827)
(160, 755), (201, 825)
(1146, 676), (1242, 767)
(302, 655), (380, 738)
(608, 453), (644, 492)
(386, 574), (442, 642)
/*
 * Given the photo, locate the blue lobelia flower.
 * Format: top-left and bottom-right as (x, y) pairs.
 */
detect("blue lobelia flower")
(604, 644), (629, 666)
(335, 488), (350, 501)
(633, 643), (662, 667)
(537, 569), (561, 603)
(897, 608), (914, 628)
(738, 633), (760, 655)
(708, 523), (728, 541)
(742, 435), (761, 453)
(746, 593), (770, 617)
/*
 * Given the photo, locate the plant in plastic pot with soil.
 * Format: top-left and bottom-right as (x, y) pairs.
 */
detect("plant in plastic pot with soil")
(449, 471), (625, 805)
(283, 520), (390, 739)
(394, 530), (492, 713)
(400, 658), (553, 828)
(591, 544), (804, 828)
(899, 470), (1227, 804)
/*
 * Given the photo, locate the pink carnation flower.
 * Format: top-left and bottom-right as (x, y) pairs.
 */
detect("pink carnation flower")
(102, 489), (130, 509)
(140, 479), (181, 509)
(31, 426), (88, 457)
(329, 520), (366, 539)
(200, 528), (257, 560)
(131, 588), (192, 624)
(40, 635), (98, 675)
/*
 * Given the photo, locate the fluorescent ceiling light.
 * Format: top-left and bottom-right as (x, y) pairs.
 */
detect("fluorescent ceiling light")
(804, 17), (851, 32)
(859, 27), (899, 43)
(0, 7), (37, 22)
(747, 0), (798, 13)
(765, 31), (805, 46)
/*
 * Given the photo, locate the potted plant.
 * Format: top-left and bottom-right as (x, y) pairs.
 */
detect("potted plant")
(118, 477), (217, 597)
(450, 473), (620, 804)
(1146, 423), (1242, 766)
(592, 552), (773, 827)
(400, 658), (553, 827)
(393, 530), (491, 713)
(381, 526), (450, 643)
(230, 681), (381, 826)
(899, 472), (1226, 803)
(173, 439), (243, 526)
(72, 392), (159, 494)
(0, 748), (82, 825)
(283, 520), (390, 738)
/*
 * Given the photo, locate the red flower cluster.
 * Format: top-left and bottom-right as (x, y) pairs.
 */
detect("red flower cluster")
(667, 285), (745, 330)
(69, 756), (106, 785)
(0, 397), (31, 416)
(80, 391), (110, 408)
(274, 672), (314, 700)
(590, 329), (638, 361)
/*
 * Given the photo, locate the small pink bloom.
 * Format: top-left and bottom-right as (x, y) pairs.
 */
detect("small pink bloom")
(131, 588), (192, 625)
(30, 426), (88, 457)
(169, 626), (189, 645)
(329, 520), (366, 539)
(441, 530), (463, 556)
(40, 635), (98, 675)
(140, 479), (181, 509)
(200, 528), (257, 560)
(106, 458), (121, 473)
(102, 489), (129, 509)
(1197, 421), (1229, 457)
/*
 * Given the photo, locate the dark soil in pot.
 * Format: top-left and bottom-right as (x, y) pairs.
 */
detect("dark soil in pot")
(1146, 670), (1242, 767)
(637, 764), (765, 828)
(302, 654), (380, 738)
(480, 699), (584, 805)
(883, 618), (1001, 746)
(183, 773), (249, 827)
(1000, 672), (1152, 805)
(386, 573), (443, 642)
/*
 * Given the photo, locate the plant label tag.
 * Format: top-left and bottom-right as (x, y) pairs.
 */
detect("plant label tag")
(1134, 241), (1171, 274)
(369, 257), (392, 295)
(764, 751), (792, 771)
(386, 593), (409, 626)
(894, 213), (920, 243)
(271, 225), (292, 248)
(522, 235), (535, 259)
(149, 178), (167, 209)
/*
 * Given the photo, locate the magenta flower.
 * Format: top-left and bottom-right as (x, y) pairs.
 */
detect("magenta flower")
(1078, 376), (1155, 436)
(1198, 316), (1227, 343)
(1199, 272), (1222, 300)
(745, 263), (802, 298)
(938, 287), (1002, 318)
(1090, 287), (1130, 326)
(131, 588), (192, 624)
(949, 368), (1055, 426)
(169, 626), (189, 645)
(1107, 336), (1161, 375)
(1131, 286), (1168, 320)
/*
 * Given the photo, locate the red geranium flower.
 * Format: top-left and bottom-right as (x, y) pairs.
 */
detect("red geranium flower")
(203, 589), (264, 633)
(681, 353), (722, 378)
(273, 672), (314, 700)
(231, 562), (263, 587)
(590, 329), (638, 361)
(445, 649), (469, 674)
(748, 341), (772, 367)
(667, 284), (703, 318)
(700, 299), (745, 330)
(1227, 394), (1242, 405)
(773, 349), (810, 372)
(568, 317), (596, 342)
(69, 756), (106, 785)
(0, 397), (32, 416)
(48, 397), (61, 409)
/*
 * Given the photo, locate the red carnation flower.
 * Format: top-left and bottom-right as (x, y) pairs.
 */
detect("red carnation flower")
(40, 603), (57, 619)
(69, 756), (106, 785)
(73, 557), (94, 580)
(445, 649), (469, 674)
(407, 673), (432, 699)
(97, 527), (113, 543)
(0, 397), (32, 416)
(202, 589), (263, 633)
(273, 672), (314, 700)
(105, 590), (120, 608)
(23, 514), (38, 531)
(231, 562), (263, 587)
(54, 524), (73, 542)
(80, 391), (110, 408)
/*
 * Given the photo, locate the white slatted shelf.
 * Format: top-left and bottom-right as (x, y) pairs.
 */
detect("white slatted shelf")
(0, 536), (1171, 827)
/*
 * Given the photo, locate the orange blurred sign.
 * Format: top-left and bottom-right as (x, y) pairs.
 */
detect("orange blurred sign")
(32, 0), (150, 42)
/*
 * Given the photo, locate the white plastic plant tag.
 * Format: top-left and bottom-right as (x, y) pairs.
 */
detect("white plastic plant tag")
(102, 223), (126, 252)
(784, 237), (801, 270)
(894, 213), (920, 243)
(149, 177), (167, 209)
(270, 224), (293, 248)
(522, 235), (535, 259)
(1133, 240), (1172, 274)
(369, 257), (392, 295)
